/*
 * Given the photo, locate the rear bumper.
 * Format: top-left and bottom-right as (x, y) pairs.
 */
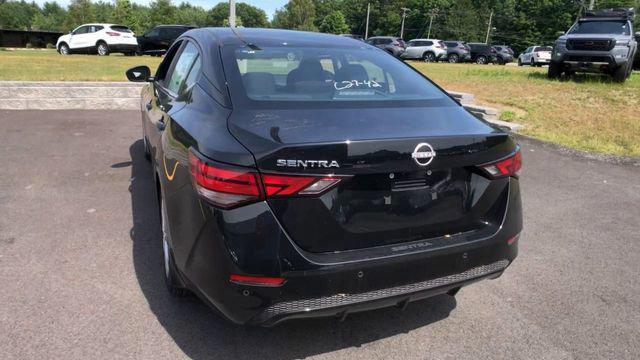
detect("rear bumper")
(253, 260), (508, 326)
(108, 44), (139, 53)
(175, 179), (522, 326)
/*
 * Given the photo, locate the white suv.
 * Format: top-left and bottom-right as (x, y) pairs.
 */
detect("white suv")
(56, 24), (138, 56)
(400, 39), (448, 62)
(517, 45), (553, 67)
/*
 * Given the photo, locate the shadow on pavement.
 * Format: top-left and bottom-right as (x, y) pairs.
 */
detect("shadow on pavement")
(128, 139), (457, 359)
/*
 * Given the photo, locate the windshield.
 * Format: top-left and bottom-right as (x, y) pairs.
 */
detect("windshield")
(569, 21), (630, 35)
(534, 46), (552, 52)
(233, 46), (446, 102)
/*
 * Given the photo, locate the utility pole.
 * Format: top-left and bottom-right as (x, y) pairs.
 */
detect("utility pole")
(485, 11), (493, 44)
(229, 0), (236, 27)
(365, 3), (370, 39)
(400, 7), (410, 39)
(426, 8), (438, 39)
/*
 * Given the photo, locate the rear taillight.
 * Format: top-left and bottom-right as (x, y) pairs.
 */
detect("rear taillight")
(189, 150), (342, 208)
(106, 31), (120, 36)
(480, 150), (522, 178)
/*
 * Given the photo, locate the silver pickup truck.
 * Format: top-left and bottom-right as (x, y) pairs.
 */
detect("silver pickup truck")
(548, 8), (637, 83)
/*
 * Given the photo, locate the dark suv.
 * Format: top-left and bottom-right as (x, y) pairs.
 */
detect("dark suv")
(365, 36), (406, 57)
(549, 8), (637, 82)
(137, 25), (196, 55)
(444, 41), (471, 63)
(492, 45), (514, 65)
(467, 43), (497, 64)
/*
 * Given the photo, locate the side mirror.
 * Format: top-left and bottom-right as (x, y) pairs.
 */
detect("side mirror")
(126, 66), (152, 82)
(635, 32), (640, 38)
(70, 31), (75, 35)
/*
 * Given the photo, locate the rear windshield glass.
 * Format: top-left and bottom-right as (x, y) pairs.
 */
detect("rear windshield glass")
(111, 25), (132, 33)
(233, 46), (445, 102)
(569, 21), (630, 35)
(534, 46), (552, 51)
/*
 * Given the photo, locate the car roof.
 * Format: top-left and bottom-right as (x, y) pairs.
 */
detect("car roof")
(187, 28), (368, 48)
(410, 38), (439, 41)
(155, 24), (196, 28)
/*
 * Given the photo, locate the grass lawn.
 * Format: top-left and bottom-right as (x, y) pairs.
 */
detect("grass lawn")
(409, 61), (640, 157)
(0, 49), (638, 156)
(0, 48), (161, 81)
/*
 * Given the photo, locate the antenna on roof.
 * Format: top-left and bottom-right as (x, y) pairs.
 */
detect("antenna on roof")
(230, 27), (261, 51)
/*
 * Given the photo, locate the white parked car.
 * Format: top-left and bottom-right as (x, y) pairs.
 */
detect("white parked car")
(56, 24), (138, 56)
(517, 46), (553, 67)
(400, 39), (448, 62)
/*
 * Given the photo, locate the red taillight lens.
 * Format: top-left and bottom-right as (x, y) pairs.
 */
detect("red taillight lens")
(189, 150), (342, 208)
(481, 150), (522, 178)
(189, 152), (262, 208)
(230, 274), (285, 286)
(106, 31), (120, 36)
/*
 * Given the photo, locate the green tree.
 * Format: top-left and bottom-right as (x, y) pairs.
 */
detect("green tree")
(0, 0), (39, 30)
(149, 0), (176, 27)
(32, 1), (67, 31)
(92, 1), (114, 23)
(64, 0), (95, 31)
(319, 10), (349, 34)
(175, 2), (208, 27)
(207, 2), (268, 28)
(111, 0), (135, 27)
(272, 0), (317, 31)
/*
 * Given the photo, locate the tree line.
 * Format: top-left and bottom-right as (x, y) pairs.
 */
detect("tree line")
(1, 0), (638, 53)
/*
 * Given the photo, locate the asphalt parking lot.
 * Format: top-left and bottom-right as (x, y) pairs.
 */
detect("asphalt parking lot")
(1, 109), (639, 359)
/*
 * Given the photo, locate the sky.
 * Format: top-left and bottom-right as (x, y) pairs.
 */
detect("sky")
(31, 0), (288, 19)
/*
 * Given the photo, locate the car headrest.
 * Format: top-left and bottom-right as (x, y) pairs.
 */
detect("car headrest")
(242, 72), (276, 97)
(335, 64), (369, 82)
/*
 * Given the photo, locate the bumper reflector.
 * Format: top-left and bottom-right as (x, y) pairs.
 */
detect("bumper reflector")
(230, 274), (286, 287)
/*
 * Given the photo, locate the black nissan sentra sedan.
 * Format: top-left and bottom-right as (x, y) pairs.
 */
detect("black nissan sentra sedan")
(125, 28), (522, 326)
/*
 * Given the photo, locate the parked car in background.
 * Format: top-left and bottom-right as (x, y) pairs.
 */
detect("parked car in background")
(443, 41), (471, 63)
(56, 23), (137, 56)
(400, 39), (447, 62)
(492, 45), (514, 65)
(634, 31), (640, 69)
(517, 46), (552, 66)
(137, 25), (196, 56)
(340, 34), (364, 41)
(467, 43), (496, 64)
(125, 28), (522, 326)
(549, 8), (637, 82)
(365, 36), (406, 57)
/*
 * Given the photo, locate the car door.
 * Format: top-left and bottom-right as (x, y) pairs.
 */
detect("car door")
(521, 47), (532, 62)
(68, 25), (90, 50)
(145, 27), (161, 52)
(152, 40), (203, 267)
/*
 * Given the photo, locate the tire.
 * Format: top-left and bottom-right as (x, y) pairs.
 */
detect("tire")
(423, 52), (436, 62)
(531, 58), (535, 67)
(96, 42), (109, 56)
(612, 62), (630, 83)
(448, 53), (459, 63)
(496, 56), (504, 65)
(143, 134), (150, 161)
(517, 58), (522, 66)
(475, 55), (487, 65)
(58, 43), (70, 55)
(160, 188), (189, 297)
(547, 62), (562, 79)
